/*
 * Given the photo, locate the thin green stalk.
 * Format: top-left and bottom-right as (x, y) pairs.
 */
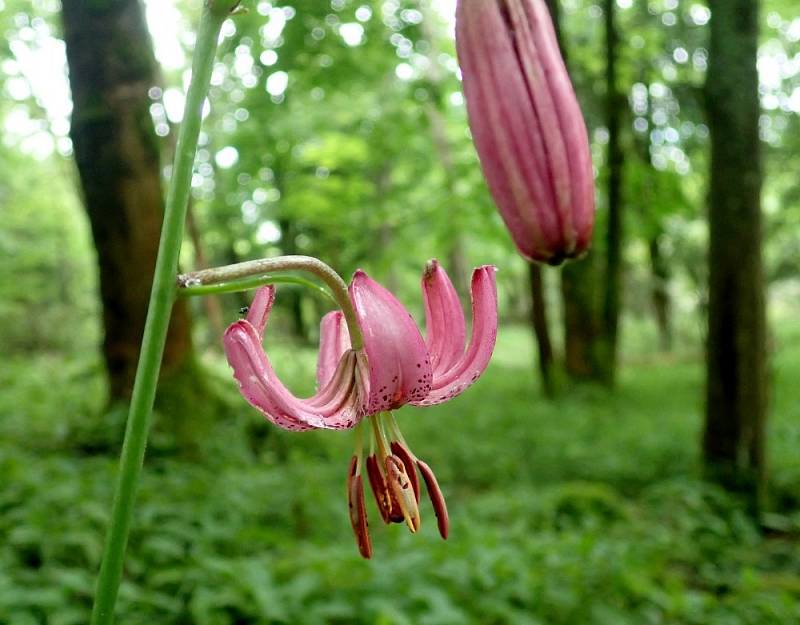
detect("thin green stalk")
(178, 273), (337, 305)
(90, 4), (235, 624)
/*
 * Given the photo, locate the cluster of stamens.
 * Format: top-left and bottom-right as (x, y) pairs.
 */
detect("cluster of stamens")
(346, 412), (448, 558)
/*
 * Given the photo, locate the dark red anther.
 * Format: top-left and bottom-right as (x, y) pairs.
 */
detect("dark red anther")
(347, 456), (372, 559)
(365, 454), (392, 524)
(416, 459), (449, 540)
(390, 441), (420, 503)
(366, 453), (405, 524)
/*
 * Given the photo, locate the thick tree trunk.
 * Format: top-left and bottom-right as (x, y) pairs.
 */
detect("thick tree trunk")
(703, 0), (767, 511)
(602, 0), (624, 384)
(62, 0), (194, 401)
(528, 263), (556, 397)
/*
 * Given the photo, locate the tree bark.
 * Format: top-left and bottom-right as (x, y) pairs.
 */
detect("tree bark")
(279, 218), (309, 341)
(186, 205), (225, 342)
(561, 258), (606, 380)
(634, 66), (672, 354)
(528, 263), (556, 397)
(62, 0), (195, 402)
(648, 233), (672, 352)
(543, 0), (606, 383)
(602, 0), (624, 384)
(703, 0), (767, 511)
(419, 5), (468, 301)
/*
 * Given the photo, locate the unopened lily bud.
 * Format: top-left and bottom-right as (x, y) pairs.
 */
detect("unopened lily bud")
(456, 0), (595, 264)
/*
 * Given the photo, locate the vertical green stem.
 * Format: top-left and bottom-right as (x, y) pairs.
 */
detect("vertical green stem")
(90, 5), (232, 624)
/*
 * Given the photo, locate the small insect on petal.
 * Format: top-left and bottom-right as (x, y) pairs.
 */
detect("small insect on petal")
(385, 456), (421, 533)
(390, 441), (420, 503)
(417, 459), (449, 540)
(347, 456), (372, 559)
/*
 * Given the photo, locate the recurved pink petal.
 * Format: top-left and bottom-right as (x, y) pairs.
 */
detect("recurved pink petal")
(349, 270), (433, 413)
(412, 266), (498, 406)
(224, 286), (363, 431)
(316, 311), (351, 388)
(421, 260), (467, 377)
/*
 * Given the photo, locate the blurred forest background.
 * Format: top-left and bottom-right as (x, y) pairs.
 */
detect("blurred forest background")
(2, 0), (800, 623)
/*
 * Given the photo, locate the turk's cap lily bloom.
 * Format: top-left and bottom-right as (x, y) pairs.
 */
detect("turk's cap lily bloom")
(223, 261), (497, 557)
(456, 0), (595, 264)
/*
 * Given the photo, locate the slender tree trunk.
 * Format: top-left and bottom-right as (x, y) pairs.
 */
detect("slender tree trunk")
(278, 218), (308, 341)
(417, 6), (471, 300)
(543, 0), (605, 383)
(703, 0), (767, 512)
(602, 0), (624, 384)
(374, 165), (399, 293)
(423, 86), (468, 298)
(648, 234), (672, 352)
(62, 0), (194, 402)
(634, 65), (673, 354)
(187, 205), (225, 341)
(528, 263), (556, 397)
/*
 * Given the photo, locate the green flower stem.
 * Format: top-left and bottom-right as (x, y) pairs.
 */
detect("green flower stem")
(90, 5), (234, 624)
(178, 273), (337, 305)
(176, 256), (364, 350)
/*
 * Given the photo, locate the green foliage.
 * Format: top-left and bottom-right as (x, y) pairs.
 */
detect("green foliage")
(1, 0), (800, 622)
(1, 326), (799, 625)
(0, 148), (98, 354)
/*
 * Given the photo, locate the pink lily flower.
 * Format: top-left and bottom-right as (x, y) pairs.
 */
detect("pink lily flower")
(224, 261), (498, 557)
(455, 0), (595, 264)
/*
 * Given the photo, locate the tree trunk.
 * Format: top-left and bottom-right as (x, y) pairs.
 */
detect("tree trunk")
(543, 0), (606, 383)
(602, 0), (624, 384)
(278, 218), (309, 341)
(423, 86), (467, 300)
(561, 258), (606, 380)
(528, 263), (556, 397)
(634, 65), (672, 354)
(186, 205), (225, 342)
(648, 234), (672, 352)
(417, 6), (472, 301)
(61, 0), (194, 402)
(703, 0), (767, 512)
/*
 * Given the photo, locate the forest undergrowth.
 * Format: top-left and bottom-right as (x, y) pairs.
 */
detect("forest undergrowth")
(1, 324), (798, 625)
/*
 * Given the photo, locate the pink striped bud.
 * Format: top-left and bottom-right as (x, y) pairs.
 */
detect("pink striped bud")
(456, 0), (595, 264)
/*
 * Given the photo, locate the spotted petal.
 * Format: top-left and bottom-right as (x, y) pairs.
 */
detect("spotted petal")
(412, 265), (497, 406)
(349, 270), (433, 413)
(224, 286), (363, 431)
